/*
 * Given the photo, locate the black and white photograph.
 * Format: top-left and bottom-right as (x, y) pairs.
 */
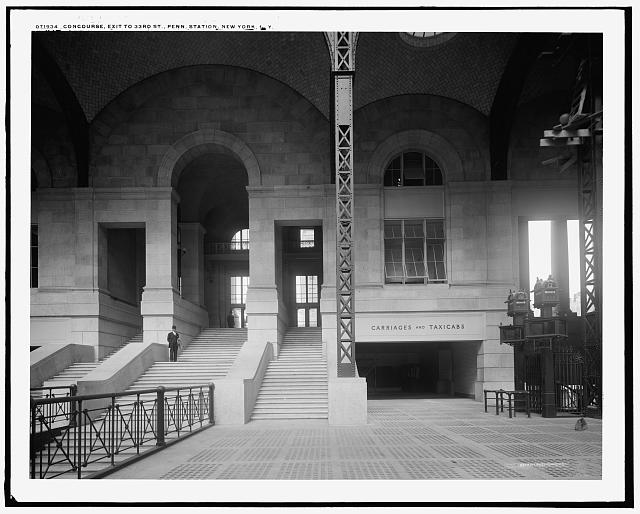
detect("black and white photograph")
(5, 3), (631, 507)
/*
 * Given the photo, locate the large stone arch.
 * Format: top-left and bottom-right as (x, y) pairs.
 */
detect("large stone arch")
(157, 129), (261, 188)
(366, 129), (465, 184)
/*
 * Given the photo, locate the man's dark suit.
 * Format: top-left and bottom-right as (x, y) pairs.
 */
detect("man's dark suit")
(167, 330), (180, 362)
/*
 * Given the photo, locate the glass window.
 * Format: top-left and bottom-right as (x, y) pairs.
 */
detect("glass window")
(384, 219), (446, 284)
(231, 276), (249, 304)
(297, 309), (306, 328)
(231, 229), (250, 250)
(300, 228), (315, 248)
(308, 308), (318, 327)
(295, 275), (318, 303)
(383, 151), (443, 187)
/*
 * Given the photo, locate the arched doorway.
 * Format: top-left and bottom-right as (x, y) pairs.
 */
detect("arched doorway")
(175, 150), (249, 328)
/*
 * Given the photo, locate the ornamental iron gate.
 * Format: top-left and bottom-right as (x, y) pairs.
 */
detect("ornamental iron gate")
(522, 352), (542, 414)
(553, 343), (584, 414)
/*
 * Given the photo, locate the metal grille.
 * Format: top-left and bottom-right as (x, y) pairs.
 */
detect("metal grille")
(395, 460), (462, 480)
(284, 447), (330, 461)
(461, 460), (526, 479)
(160, 463), (219, 479)
(431, 446), (486, 459)
(487, 444), (562, 458)
(554, 344), (584, 414)
(523, 353), (543, 413)
(339, 460), (399, 479)
(278, 461), (335, 480)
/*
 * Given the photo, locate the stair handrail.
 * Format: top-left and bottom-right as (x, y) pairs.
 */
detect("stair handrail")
(30, 383), (215, 479)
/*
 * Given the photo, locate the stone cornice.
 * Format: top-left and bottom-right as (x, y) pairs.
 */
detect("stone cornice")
(246, 184), (333, 198)
(36, 187), (179, 202)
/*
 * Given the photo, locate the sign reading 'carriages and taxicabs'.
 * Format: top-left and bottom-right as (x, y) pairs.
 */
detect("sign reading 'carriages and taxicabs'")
(355, 312), (486, 342)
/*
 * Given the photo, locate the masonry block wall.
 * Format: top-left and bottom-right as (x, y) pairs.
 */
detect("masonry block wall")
(30, 57), (581, 398)
(90, 65), (330, 188)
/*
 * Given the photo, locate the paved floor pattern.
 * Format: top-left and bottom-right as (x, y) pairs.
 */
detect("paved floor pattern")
(107, 398), (601, 480)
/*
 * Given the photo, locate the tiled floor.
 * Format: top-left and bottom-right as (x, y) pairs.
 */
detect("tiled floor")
(106, 398), (601, 480)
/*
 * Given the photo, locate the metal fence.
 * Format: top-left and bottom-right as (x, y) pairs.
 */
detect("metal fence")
(554, 345), (584, 414)
(30, 384), (214, 479)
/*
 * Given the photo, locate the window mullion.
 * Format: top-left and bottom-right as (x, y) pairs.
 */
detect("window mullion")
(423, 218), (428, 284)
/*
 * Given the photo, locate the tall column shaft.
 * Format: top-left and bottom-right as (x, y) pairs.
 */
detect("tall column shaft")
(551, 219), (570, 314)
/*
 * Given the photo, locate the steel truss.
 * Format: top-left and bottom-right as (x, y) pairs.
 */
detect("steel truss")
(579, 132), (602, 417)
(327, 32), (357, 377)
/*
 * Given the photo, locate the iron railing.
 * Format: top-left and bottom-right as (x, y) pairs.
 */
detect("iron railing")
(30, 385), (78, 430)
(205, 241), (249, 254)
(30, 384), (214, 479)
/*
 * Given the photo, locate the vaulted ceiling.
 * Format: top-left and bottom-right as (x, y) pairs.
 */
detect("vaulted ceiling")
(32, 31), (595, 186)
(34, 31), (525, 121)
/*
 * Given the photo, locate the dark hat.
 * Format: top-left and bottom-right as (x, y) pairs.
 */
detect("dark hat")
(172, 325), (177, 329)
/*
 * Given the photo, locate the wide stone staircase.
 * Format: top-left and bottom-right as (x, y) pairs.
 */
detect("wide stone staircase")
(38, 333), (143, 390)
(126, 328), (247, 392)
(30, 329), (247, 479)
(251, 327), (328, 420)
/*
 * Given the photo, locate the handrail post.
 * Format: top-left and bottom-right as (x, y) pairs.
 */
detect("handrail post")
(76, 399), (83, 479)
(156, 386), (166, 446)
(110, 395), (116, 466)
(69, 384), (77, 427)
(209, 383), (215, 425)
(30, 398), (36, 479)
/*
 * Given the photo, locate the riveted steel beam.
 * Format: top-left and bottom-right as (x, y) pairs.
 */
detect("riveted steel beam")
(326, 32), (357, 377)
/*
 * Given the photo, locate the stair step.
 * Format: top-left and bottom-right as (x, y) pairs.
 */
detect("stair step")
(251, 413), (327, 421)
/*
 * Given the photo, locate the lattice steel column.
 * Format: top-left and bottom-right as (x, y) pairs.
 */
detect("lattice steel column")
(579, 135), (602, 417)
(573, 53), (603, 418)
(326, 32), (357, 377)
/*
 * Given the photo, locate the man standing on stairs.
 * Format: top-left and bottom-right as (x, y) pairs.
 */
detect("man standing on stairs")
(227, 310), (236, 328)
(167, 325), (181, 362)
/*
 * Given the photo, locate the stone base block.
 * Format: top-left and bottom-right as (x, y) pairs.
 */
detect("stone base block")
(328, 377), (368, 425)
(474, 380), (515, 401)
(213, 379), (247, 425)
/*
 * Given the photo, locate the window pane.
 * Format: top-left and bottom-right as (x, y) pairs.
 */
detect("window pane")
(384, 168), (401, 187)
(300, 229), (315, 248)
(307, 275), (318, 303)
(403, 152), (424, 186)
(426, 220), (444, 239)
(384, 241), (403, 280)
(404, 240), (425, 277)
(242, 276), (249, 303)
(230, 277), (239, 304)
(424, 155), (443, 185)
(404, 221), (424, 239)
(308, 308), (318, 327)
(426, 243), (446, 281)
(231, 229), (250, 250)
(384, 221), (402, 239)
(297, 309), (306, 327)
(295, 276), (306, 303)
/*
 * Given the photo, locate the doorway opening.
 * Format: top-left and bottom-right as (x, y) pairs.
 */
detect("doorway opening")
(357, 341), (480, 399)
(279, 224), (323, 328)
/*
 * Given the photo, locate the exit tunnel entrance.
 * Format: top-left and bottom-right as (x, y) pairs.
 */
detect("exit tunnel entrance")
(357, 341), (480, 399)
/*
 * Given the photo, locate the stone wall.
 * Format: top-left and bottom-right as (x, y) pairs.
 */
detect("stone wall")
(89, 65), (330, 188)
